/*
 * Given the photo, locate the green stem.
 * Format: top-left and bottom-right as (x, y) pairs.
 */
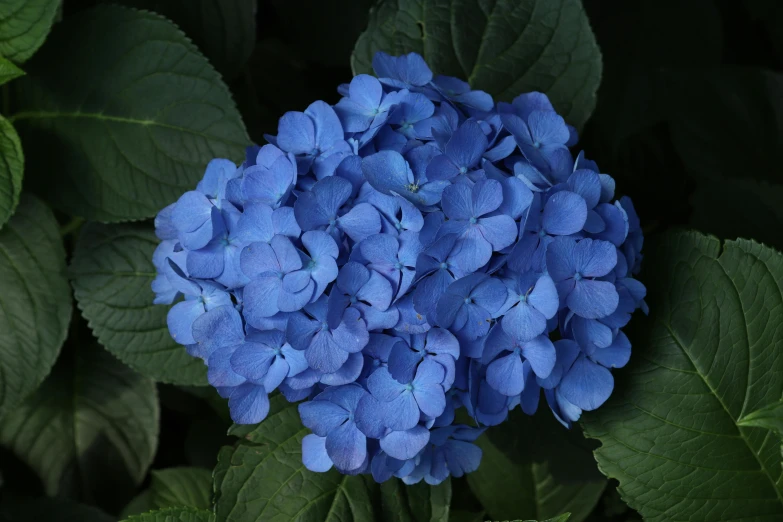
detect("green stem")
(60, 217), (85, 237)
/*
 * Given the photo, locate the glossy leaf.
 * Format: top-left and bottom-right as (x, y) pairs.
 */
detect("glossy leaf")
(12, 5), (248, 221)
(352, 0), (602, 129)
(70, 223), (207, 385)
(0, 194), (71, 413)
(583, 231), (783, 521)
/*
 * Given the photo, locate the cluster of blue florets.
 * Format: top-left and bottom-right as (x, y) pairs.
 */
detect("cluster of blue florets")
(152, 52), (646, 485)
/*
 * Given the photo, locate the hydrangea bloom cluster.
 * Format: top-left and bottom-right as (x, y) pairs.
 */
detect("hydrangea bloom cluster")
(152, 51), (646, 485)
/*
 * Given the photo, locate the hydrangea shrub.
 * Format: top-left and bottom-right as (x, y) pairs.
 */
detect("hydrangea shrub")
(153, 51), (647, 484)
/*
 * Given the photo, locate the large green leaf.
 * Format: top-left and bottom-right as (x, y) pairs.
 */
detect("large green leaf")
(11, 5), (248, 222)
(582, 231), (783, 521)
(0, 194), (71, 413)
(352, 0), (602, 130)
(0, 0), (59, 63)
(83, 0), (256, 79)
(0, 56), (24, 85)
(215, 395), (378, 522)
(467, 410), (605, 522)
(0, 114), (23, 228)
(0, 497), (114, 522)
(70, 222), (207, 385)
(380, 478), (451, 522)
(0, 344), (159, 506)
(121, 507), (215, 522)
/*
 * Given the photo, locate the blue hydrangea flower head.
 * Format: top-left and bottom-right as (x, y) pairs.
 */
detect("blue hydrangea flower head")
(151, 50), (647, 484)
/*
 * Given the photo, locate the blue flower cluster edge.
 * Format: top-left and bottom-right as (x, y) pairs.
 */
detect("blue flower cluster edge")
(151, 51), (647, 485)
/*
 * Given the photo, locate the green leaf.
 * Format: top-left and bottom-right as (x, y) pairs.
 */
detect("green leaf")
(12, 5), (248, 222)
(0, 194), (71, 413)
(582, 231), (783, 521)
(0, 56), (24, 85)
(352, 0), (602, 130)
(739, 400), (783, 437)
(216, 395), (378, 521)
(0, 113), (23, 228)
(467, 410), (605, 522)
(121, 507), (215, 522)
(380, 478), (451, 522)
(150, 468), (213, 510)
(0, 343), (159, 504)
(85, 0), (256, 79)
(120, 490), (155, 520)
(0, 0), (59, 63)
(0, 497), (114, 522)
(70, 222), (207, 385)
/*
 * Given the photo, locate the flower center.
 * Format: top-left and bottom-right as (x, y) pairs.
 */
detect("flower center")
(439, 262), (449, 270)
(533, 141), (541, 149)
(320, 321), (329, 331)
(405, 182), (420, 193)
(404, 383), (414, 392)
(459, 166), (468, 174)
(350, 295), (358, 304)
(574, 272), (583, 281)
(394, 261), (403, 270)
(464, 297), (472, 304)
(469, 217), (477, 224)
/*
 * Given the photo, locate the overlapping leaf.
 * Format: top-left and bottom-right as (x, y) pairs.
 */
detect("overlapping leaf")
(0, 0), (59, 63)
(70, 223), (207, 385)
(12, 5), (248, 221)
(0, 194), (71, 413)
(0, 114), (23, 228)
(583, 231), (783, 521)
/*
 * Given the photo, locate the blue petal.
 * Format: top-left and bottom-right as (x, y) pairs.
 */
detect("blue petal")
(230, 341), (277, 380)
(576, 238), (618, 277)
(521, 335), (556, 378)
(486, 353), (524, 396)
(444, 440), (483, 477)
(568, 169), (602, 209)
(591, 330), (631, 369)
(208, 345), (245, 388)
(388, 341), (423, 384)
(367, 367), (406, 401)
(558, 355), (614, 411)
(339, 203), (382, 243)
(277, 111), (315, 154)
(228, 383), (270, 424)
(331, 308), (370, 353)
(242, 276), (282, 323)
(326, 422), (367, 471)
(305, 101), (344, 151)
(302, 434), (333, 472)
(355, 395), (389, 439)
(568, 279), (619, 319)
(306, 330), (349, 373)
(191, 305), (244, 359)
(542, 191), (587, 235)
(299, 399), (348, 436)
(381, 426), (430, 460)
(446, 120), (488, 170)
(320, 352), (364, 386)
(372, 52), (433, 87)
(361, 150), (414, 197)
(471, 179), (503, 217)
(441, 183), (473, 220)
(381, 393), (420, 431)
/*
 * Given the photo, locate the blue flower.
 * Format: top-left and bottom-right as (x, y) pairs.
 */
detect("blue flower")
(287, 296), (369, 373)
(298, 230), (340, 302)
(438, 179), (517, 273)
(500, 101), (570, 171)
(272, 100), (353, 177)
(401, 425), (484, 485)
(327, 261), (397, 331)
(387, 327), (460, 387)
(335, 74), (404, 135)
(240, 235), (315, 325)
(431, 76), (494, 112)
(299, 384), (369, 472)
(189, 304), (245, 361)
(364, 359), (447, 431)
(230, 329), (309, 392)
(412, 233), (462, 322)
(372, 51), (433, 90)
(426, 120), (488, 182)
(356, 184), (424, 235)
(499, 270), (558, 341)
(358, 232), (422, 300)
(362, 149), (450, 208)
(436, 273), (507, 341)
(388, 92), (435, 139)
(241, 144), (297, 208)
(294, 175), (381, 244)
(482, 325), (556, 396)
(151, 239), (187, 304)
(547, 237), (619, 319)
(163, 260), (232, 346)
